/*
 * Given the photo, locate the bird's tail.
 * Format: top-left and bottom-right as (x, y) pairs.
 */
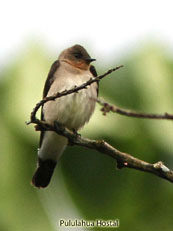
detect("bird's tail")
(32, 158), (56, 188)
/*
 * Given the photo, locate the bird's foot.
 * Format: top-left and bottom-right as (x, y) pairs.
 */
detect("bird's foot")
(67, 129), (81, 146)
(54, 121), (65, 134)
(72, 128), (81, 138)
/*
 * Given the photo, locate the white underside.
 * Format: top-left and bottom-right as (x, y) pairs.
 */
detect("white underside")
(38, 62), (97, 162)
(44, 74), (97, 130)
(38, 132), (67, 161)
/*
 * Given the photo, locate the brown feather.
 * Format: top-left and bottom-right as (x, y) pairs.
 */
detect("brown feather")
(32, 158), (56, 188)
(40, 60), (60, 148)
(90, 65), (99, 96)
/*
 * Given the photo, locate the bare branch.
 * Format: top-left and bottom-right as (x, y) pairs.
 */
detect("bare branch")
(33, 120), (173, 183)
(27, 66), (173, 184)
(28, 65), (123, 123)
(97, 98), (173, 120)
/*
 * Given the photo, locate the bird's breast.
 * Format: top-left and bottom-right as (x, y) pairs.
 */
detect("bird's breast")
(43, 72), (97, 130)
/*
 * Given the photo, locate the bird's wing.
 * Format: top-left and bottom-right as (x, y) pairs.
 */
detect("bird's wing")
(42, 60), (60, 99)
(90, 65), (99, 96)
(39, 60), (60, 147)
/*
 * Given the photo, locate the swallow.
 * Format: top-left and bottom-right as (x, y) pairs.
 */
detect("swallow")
(32, 44), (98, 188)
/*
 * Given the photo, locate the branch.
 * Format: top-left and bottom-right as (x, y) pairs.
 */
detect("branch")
(27, 66), (173, 183)
(28, 65), (123, 123)
(97, 98), (173, 120)
(33, 120), (173, 183)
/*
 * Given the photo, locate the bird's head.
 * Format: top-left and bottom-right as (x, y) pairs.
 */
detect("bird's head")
(59, 44), (96, 70)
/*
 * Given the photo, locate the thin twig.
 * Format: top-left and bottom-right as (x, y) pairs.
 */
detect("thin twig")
(97, 98), (173, 120)
(28, 65), (123, 123)
(33, 120), (173, 183)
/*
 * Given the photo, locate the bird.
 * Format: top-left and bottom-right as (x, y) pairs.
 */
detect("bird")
(32, 44), (98, 188)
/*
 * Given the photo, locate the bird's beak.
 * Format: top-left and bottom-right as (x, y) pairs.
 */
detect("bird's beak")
(85, 57), (96, 63)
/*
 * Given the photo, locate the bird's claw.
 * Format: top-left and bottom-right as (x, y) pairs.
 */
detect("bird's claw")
(54, 121), (65, 132)
(72, 129), (81, 138)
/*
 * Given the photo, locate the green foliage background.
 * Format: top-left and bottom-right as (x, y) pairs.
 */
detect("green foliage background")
(0, 42), (172, 231)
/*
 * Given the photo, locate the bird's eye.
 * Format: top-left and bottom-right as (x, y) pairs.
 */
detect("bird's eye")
(74, 53), (82, 59)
